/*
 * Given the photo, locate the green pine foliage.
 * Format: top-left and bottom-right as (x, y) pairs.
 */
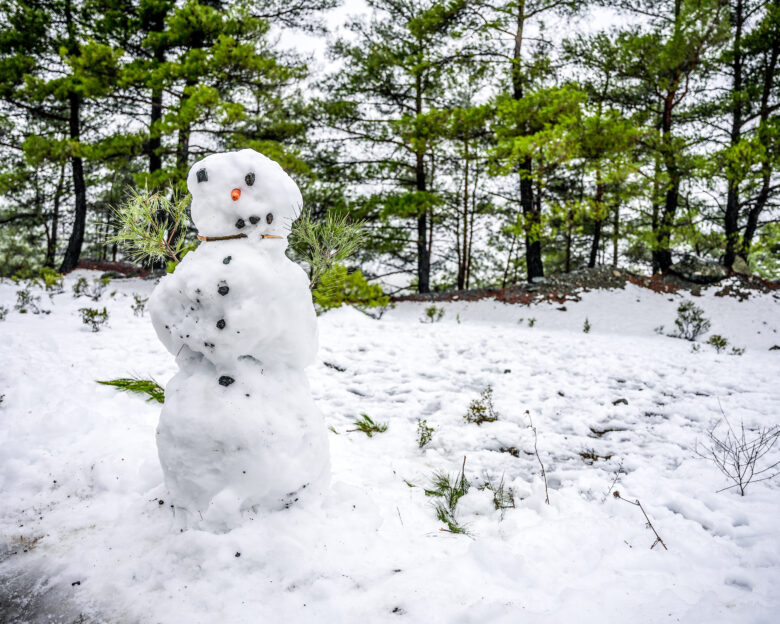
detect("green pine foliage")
(464, 386), (499, 425)
(312, 264), (390, 314)
(97, 377), (165, 404)
(349, 414), (388, 438)
(110, 188), (192, 265)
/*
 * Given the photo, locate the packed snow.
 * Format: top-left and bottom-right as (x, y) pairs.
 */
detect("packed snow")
(1, 272), (779, 623)
(150, 150), (327, 529)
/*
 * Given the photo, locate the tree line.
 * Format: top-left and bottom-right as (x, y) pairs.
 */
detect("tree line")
(1, 0), (778, 291)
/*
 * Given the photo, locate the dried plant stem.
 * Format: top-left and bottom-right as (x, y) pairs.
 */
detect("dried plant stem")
(526, 410), (550, 505)
(613, 491), (668, 551)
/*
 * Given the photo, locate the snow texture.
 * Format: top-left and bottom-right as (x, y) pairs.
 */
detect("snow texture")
(1, 274), (779, 623)
(149, 150), (327, 529)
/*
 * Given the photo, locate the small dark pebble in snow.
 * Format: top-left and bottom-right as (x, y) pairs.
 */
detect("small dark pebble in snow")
(504, 369), (511, 374)
(770, 345), (780, 350)
(218, 283), (229, 296)
(223, 256), (232, 265)
(219, 376), (235, 387)
(72, 581), (81, 587)
(249, 215), (260, 224)
(612, 398), (628, 406)
(235, 219), (245, 229)
(217, 319), (226, 329)
(159, 500), (164, 505)
(235, 552), (241, 558)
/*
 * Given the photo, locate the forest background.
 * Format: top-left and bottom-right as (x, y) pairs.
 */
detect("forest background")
(0, 0), (778, 293)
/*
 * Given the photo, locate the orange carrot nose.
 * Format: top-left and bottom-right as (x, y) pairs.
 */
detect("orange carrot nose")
(231, 188), (241, 201)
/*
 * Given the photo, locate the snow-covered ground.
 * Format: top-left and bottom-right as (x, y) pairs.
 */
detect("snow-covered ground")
(1, 271), (779, 623)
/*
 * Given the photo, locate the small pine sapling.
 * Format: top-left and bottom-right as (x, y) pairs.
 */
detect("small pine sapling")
(424, 457), (470, 534)
(706, 334), (728, 353)
(73, 277), (89, 298)
(421, 305), (444, 323)
(348, 413), (388, 437)
(672, 301), (711, 341)
(583, 318), (591, 333)
(464, 386), (499, 425)
(97, 377), (165, 403)
(132, 294), (148, 317)
(14, 287), (41, 314)
(480, 476), (515, 516)
(79, 307), (109, 332)
(527, 318), (536, 327)
(417, 419), (434, 448)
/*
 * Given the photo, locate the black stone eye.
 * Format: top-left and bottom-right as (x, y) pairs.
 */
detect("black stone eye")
(266, 213), (273, 224)
(196, 168), (208, 183)
(245, 172), (255, 186)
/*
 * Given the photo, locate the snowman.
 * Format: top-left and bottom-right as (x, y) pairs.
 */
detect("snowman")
(148, 149), (329, 530)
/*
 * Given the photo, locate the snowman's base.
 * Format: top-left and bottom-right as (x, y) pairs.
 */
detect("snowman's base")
(157, 359), (330, 531)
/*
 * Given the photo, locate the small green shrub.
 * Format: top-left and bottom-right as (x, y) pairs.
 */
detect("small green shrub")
(424, 458), (470, 534)
(480, 476), (515, 514)
(15, 287), (40, 314)
(72, 277), (89, 298)
(706, 334), (728, 353)
(79, 307), (109, 332)
(730, 346), (745, 356)
(464, 386), (499, 425)
(583, 318), (591, 333)
(672, 301), (711, 341)
(97, 377), (164, 403)
(349, 413), (388, 437)
(417, 419), (434, 448)
(39, 267), (63, 292)
(0, 305), (7, 321)
(313, 264), (390, 315)
(421, 305), (444, 323)
(132, 294), (148, 317)
(527, 317), (536, 328)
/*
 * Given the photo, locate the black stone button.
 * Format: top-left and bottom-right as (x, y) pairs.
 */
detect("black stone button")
(223, 256), (231, 264)
(266, 213), (273, 224)
(216, 319), (225, 329)
(235, 218), (245, 229)
(249, 215), (260, 224)
(218, 376), (235, 387)
(218, 281), (229, 296)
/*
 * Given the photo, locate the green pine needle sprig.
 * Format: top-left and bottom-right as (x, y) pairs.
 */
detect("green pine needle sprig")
(289, 208), (365, 289)
(109, 187), (192, 265)
(97, 376), (165, 404)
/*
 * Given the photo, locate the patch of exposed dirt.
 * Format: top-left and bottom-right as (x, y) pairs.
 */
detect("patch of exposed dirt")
(394, 267), (779, 305)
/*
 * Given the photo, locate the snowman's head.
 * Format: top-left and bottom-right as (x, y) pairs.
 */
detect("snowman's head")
(187, 149), (303, 240)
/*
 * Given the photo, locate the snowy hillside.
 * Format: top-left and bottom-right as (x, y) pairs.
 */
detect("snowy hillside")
(1, 271), (779, 623)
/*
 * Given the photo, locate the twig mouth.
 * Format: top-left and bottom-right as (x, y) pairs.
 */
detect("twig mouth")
(196, 233), (283, 242)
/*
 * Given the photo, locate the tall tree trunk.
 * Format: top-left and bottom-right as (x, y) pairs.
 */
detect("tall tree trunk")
(45, 164), (65, 267)
(59, 92), (88, 273)
(589, 179), (604, 269)
(724, 0), (744, 268)
(59, 0), (88, 273)
(612, 203), (619, 266)
(655, 94), (679, 273)
(458, 139), (469, 290)
(739, 14), (778, 258)
(414, 72), (430, 293)
(511, 1), (543, 281)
